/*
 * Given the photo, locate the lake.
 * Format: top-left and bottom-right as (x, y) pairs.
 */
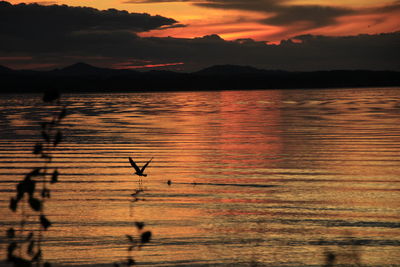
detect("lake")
(0, 88), (399, 266)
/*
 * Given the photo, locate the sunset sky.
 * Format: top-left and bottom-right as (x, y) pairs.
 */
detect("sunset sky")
(1, 0), (399, 70)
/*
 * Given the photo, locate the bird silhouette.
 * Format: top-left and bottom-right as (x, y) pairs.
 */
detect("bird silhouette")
(129, 157), (153, 177)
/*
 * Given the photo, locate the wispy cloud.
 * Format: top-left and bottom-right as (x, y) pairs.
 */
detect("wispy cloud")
(126, 0), (353, 29)
(125, 0), (192, 2)
(125, 0), (400, 32)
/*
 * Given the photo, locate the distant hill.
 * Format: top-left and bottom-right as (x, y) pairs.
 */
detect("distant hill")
(196, 65), (269, 75)
(0, 63), (399, 93)
(50, 62), (136, 76)
(0, 65), (13, 74)
(57, 62), (108, 75)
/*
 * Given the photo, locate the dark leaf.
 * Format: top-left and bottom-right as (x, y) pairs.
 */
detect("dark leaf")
(19, 180), (28, 200)
(32, 249), (42, 262)
(27, 168), (41, 177)
(41, 122), (48, 129)
(41, 188), (46, 198)
(43, 90), (60, 102)
(135, 222), (145, 230)
(126, 235), (134, 243)
(10, 197), (18, 212)
(16, 176), (36, 200)
(40, 215), (52, 230)
(23, 177), (36, 197)
(41, 188), (51, 198)
(9, 256), (32, 266)
(42, 130), (50, 143)
(16, 181), (24, 200)
(6, 228), (15, 238)
(26, 232), (34, 241)
(58, 107), (67, 121)
(26, 180), (36, 197)
(44, 262), (52, 267)
(27, 240), (35, 256)
(140, 231), (152, 244)
(325, 251), (336, 265)
(41, 153), (53, 161)
(54, 131), (62, 146)
(29, 197), (42, 211)
(7, 242), (17, 259)
(33, 143), (43, 155)
(127, 258), (135, 266)
(51, 170), (59, 184)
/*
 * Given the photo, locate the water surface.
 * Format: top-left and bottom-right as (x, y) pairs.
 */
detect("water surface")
(0, 88), (399, 266)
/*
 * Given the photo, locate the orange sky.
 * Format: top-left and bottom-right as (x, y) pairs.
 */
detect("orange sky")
(7, 0), (400, 42)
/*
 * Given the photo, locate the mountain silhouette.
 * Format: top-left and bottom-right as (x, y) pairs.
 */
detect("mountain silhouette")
(196, 65), (268, 75)
(0, 62), (399, 93)
(51, 62), (135, 76)
(0, 65), (13, 74)
(60, 62), (103, 74)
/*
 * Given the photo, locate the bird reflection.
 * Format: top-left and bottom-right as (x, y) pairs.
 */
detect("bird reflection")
(128, 156), (152, 207)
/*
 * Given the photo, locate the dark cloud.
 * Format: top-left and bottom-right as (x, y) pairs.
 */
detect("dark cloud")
(194, 0), (354, 29)
(126, 0), (400, 32)
(0, 0), (177, 39)
(373, 0), (400, 12)
(261, 5), (352, 27)
(0, 2), (398, 71)
(126, 0), (353, 29)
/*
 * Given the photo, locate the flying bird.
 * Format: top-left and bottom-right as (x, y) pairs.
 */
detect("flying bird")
(129, 156), (153, 177)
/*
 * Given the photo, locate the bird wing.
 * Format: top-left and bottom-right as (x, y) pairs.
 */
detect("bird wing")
(129, 157), (141, 173)
(141, 157), (153, 172)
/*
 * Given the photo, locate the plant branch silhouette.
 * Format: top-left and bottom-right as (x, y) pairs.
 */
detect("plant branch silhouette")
(114, 162), (153, 267)
(6, 90), (67, 267)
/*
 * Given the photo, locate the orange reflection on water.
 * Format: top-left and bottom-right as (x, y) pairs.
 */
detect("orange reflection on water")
(1, 89), (400, 266)
(201, 90), (284, 179)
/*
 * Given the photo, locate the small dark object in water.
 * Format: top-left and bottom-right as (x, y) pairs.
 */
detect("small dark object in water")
(167, 180), (172, 186)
